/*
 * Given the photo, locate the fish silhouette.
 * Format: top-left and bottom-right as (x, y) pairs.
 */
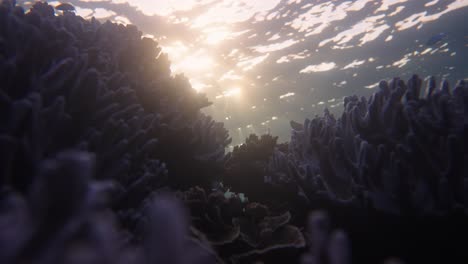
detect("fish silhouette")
(426, 32), (447, 46)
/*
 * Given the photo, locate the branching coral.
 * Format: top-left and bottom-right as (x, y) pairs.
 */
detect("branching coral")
(283, 75), (467, 216)
(224, 76), (467, 262)
(224, 134), (281, 204)
(0, 151), (216, 264)
(300, 211), (351, 264)
(0, 0), (229, 205)
(1, 1), (467, 264)
(0, 0), (226, 262)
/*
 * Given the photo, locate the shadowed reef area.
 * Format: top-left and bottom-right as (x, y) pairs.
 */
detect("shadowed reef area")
(0, 1), (467, 264)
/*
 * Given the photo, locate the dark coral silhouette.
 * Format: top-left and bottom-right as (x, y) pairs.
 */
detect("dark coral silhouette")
(0, 1), (467, 264)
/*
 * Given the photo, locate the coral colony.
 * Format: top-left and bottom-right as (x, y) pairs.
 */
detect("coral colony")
(0, 1), (467, 264)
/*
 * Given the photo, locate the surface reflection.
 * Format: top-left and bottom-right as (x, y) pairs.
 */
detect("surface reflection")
(19, 0), (468, 146)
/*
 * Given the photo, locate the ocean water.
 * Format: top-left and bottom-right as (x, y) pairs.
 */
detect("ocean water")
(19, 0), (468, 147)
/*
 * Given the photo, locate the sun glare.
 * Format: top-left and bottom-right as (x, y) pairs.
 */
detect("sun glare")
(171, 54), (214, 73)
(203, 27), (232, 45)
(190, 79), (209, 92)
(215, 87), (242, 99)
(225, 87), (241, 97)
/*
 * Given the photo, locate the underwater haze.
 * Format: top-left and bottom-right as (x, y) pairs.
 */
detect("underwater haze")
(2, 1), (468, 263)
(19, 0), (468, 147)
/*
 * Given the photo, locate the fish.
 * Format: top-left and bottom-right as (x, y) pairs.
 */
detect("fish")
(426, 32), (447, 46)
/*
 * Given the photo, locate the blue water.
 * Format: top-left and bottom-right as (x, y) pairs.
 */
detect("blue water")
(18, 0), (468, 146)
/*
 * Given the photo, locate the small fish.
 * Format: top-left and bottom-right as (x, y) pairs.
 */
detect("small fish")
(426, 32), (447, 46)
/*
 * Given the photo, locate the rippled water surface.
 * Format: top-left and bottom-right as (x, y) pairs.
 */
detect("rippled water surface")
(20, 0), (468, 146)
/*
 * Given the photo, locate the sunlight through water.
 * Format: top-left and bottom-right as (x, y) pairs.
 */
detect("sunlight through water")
(35, 0), (468, 146)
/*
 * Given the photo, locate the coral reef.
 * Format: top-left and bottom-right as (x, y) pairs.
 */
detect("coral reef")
(285, 75), (467, 216)
(0, 0), (224, 262)
(179, 187), (305, 263)
(0, 1), (467, 264)
(0, 151), (216, 264)
(224, 134), (294, 205)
